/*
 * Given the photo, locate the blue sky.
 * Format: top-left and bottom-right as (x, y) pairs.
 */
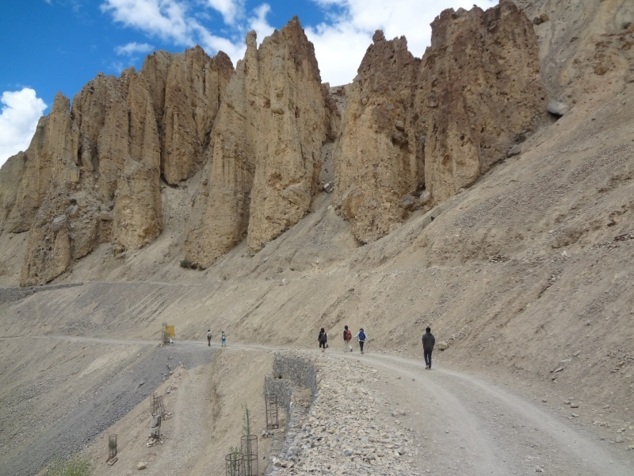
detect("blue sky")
(0, 0), (495, 167)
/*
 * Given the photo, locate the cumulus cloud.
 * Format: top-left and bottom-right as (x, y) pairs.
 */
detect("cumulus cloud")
(114, 41), (155, 56)
(194, 25), (246, 61)
(101, 0), (259, 67)
(204, 0), (244, 25)
(0, 88), (47, 168)
(305, 22), (372, 86)
(100, 0), (192, 44)
(247, 4), (274, 42)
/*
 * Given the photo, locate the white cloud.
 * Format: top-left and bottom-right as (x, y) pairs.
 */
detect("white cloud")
(100, 0), (259, 67)
(204, 0), (244, 25)
(247, 4), (274, 42)
(191, 3), (277, 65)
(100, 0), (192, 44)
(114, 41), (155, 55)
(0, 88), (47, 168)
(305, 23), (372, 86)
(194, 25), (246, 61)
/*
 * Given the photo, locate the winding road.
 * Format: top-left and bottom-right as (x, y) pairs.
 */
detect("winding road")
(2, 335), (632, 475)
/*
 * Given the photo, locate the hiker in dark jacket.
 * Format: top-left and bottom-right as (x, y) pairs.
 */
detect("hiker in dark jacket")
(422, 326), (435, 369)
(318, 328), (328, 352)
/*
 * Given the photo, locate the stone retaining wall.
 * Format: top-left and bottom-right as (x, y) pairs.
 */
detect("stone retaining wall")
(264, 352), (318, 474)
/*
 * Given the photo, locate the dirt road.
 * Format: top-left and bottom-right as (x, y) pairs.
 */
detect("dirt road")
(358, 352), (632, 475)
(2, 336), (631, 475)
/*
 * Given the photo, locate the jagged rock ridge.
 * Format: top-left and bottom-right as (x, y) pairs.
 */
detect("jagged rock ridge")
(185, 18), (339, 268)
(335, 0), (545, 243)
(0, 48), (233, 285)
(1, 2), (554, 284)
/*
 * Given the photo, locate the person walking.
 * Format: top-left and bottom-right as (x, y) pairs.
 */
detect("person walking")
(206, 329), (212, 347)
(422, 326), (435, 369)
(355, 328), (367, 354)
(318, 327), (328, 352)
(220, 331), (227, 347)
(343, 325), (352, 352)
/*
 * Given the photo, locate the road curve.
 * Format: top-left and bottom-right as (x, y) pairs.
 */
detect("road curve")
(356, 352), (632, 476)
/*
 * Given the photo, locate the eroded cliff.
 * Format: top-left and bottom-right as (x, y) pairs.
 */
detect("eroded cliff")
(0, 48), (233, 285)
(0, 3), (560, 283)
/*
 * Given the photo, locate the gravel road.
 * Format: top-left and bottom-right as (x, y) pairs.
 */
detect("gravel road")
(2, 337), (631, 475)
(269, 349), (633, 475)
(359, 353), (632, 475)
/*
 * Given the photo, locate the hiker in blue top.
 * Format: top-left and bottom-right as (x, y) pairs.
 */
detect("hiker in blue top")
(355, 328), (367, 354)
(220, 331), (227, 347)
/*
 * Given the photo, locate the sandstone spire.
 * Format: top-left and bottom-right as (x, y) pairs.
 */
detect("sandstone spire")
(0, 3), (547, 284)
(185, 17), (338, 268)
(333, 1), (545, 244)
(1, 49), (233, 285)
(334, 31), (422, 244)
(417, 0), (545, 203)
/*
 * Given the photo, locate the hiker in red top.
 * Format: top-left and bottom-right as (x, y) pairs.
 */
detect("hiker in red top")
(343, 325), (352, 352)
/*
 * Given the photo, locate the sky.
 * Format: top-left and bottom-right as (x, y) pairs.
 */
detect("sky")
(0, 0), (496, 168)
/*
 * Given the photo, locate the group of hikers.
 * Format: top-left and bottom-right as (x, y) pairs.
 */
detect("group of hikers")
(205, 324), (436, 369)
(318, 325), (436, 368)
(318, 325), (368, 354)
(207, 329), (226, 347)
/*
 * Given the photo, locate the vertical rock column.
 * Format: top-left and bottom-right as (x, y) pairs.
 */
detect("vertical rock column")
(334, 31), (422, 244)
(186, 18), (335, 267)
(417, 1), (545, 203)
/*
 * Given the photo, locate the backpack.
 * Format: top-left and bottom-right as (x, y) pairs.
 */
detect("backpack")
(344, 329), (352, 340)
(358, 330), (366, 341)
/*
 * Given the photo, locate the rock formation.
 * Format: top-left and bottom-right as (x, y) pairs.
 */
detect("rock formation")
(334, 31), (422, 244)
(513, 0), (634, 102)
(417, 1), (546, 204)
(335, 0), (545, 243)
(1, 48), (232, 285)
(185, 18), (339, 268)
(0, 2), (551, 283)
(142, 47), (234, 184)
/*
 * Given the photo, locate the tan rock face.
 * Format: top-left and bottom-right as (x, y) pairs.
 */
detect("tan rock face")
(0, 4), (548, 283)
(0, 48), (232, 285)
(1, 95), (76, 235)
(20, 193), (73, 287)
(143, 47), (233, 184)
(513, 0), (634, 101)
(417, 1), (545, 204)
(111, 71), (162, 254)
(334, 31), (422, 244)
(0, 151), (27, 232)
(185, 18), (337, 268)
(333, 1), (545, 243)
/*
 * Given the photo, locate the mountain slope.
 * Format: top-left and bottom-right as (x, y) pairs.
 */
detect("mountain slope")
(0, 0), (633, 473)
